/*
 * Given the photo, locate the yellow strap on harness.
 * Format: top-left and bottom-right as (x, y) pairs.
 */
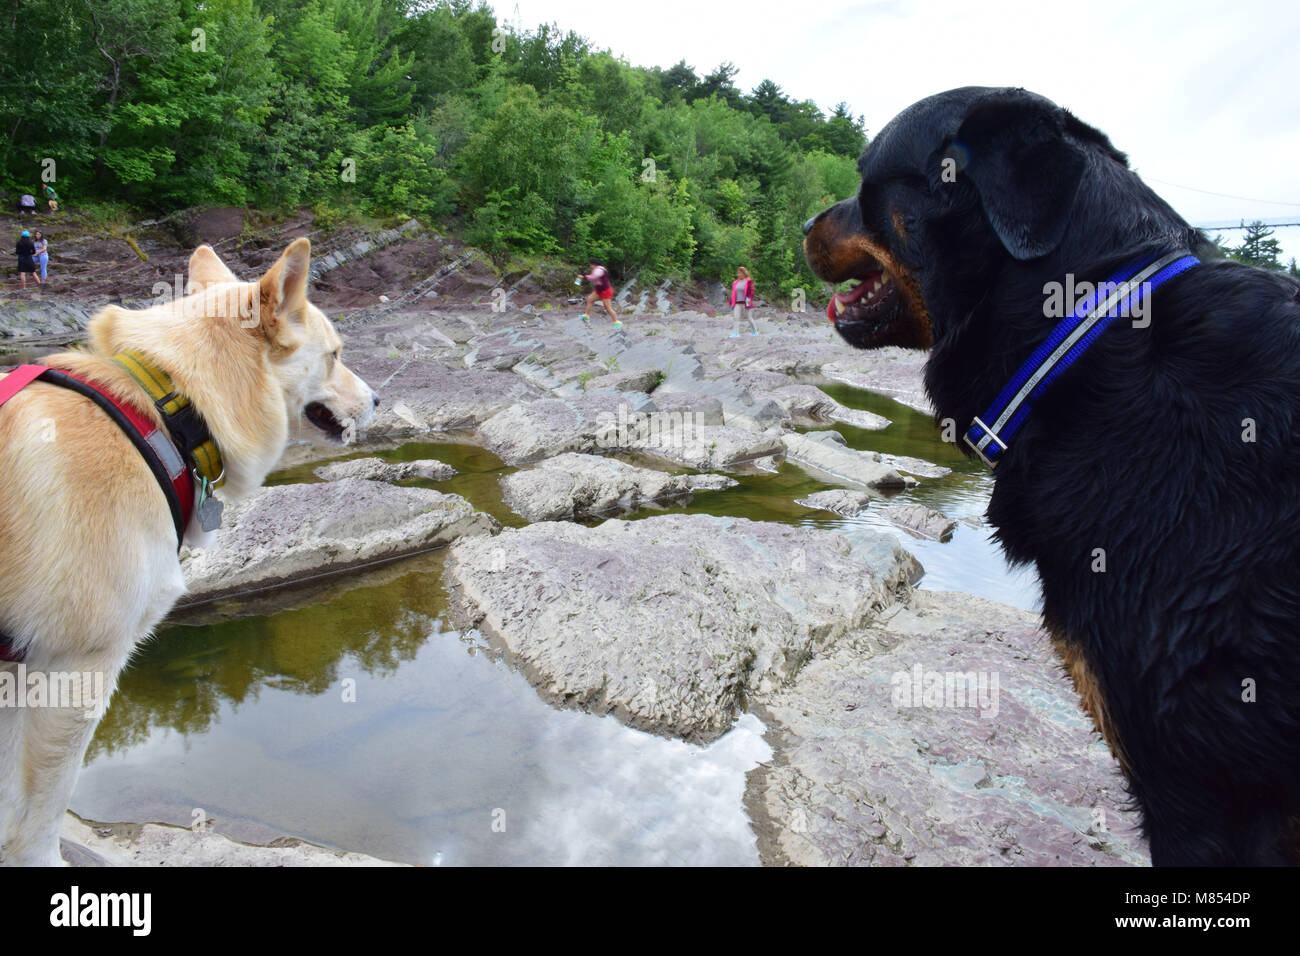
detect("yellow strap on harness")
(112, 350), (225, 487)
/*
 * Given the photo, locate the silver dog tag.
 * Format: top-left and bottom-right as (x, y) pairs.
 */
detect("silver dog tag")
(196, 477), (224, 532)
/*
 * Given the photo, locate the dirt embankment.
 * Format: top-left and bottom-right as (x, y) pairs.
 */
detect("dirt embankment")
(1, 207), (724, 352)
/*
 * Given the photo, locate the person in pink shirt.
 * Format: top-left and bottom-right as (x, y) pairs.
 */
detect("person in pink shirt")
(578, 259), (622, 329)
(729, 266), (756, 337)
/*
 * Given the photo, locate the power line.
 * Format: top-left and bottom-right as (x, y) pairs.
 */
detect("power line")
(1145, 176), (1300, 208)
(1193, 218), (1300, 232)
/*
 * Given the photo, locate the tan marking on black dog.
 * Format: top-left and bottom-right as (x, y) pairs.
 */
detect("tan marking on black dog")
(1050, 630), (1131, 776)
(891, 208), (907, 242)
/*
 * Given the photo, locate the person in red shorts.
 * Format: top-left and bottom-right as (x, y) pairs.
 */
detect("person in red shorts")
(579, 259), (621, 329)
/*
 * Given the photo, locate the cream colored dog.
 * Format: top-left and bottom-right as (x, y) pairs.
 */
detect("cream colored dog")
(0, 239), (376, 865)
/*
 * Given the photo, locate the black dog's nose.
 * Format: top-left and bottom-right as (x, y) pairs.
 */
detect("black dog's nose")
(802, 215), (818, 236)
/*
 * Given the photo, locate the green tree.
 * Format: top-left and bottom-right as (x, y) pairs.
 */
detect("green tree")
(823, 102), (868, 157)
(652, 59), (697, 102)
(1226, 221), (1285, 270)
(695, 62), (743, 108)
(0, 0), (102, 189)
(79, 0), (180, 185)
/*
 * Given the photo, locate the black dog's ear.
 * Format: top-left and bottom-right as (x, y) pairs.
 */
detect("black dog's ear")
(953, 93), (1086, 260)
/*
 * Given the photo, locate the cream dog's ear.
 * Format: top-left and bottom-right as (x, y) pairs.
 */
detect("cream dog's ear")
(257, 238), (311, 330)
(188, 244), (239, 291)
(87, 304), (130, 356)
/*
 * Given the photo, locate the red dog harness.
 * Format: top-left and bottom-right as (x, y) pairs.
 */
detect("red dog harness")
(0, 364), (196, 663)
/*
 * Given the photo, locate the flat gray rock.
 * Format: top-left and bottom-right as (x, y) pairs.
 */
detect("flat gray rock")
(182, 479), (497, 602)
(767, 383), (890, 431)
(821, 346), (933, 415)
(747, 590), (1148, 866)
(796, 489), (872, 516)
(782, 431), (911, 490)
(639, 392), (725, 426)
(314, 456), (456, 482)
(500, 452), (736, 521)
(0, 296), (95, 339)
(879, 452), (952, 479)
(348, 361), (545, 438)
(630, 423), (786, 472)
(883, 503), (958, 541)
(446, 514), (922, 741)
(479, 394), (645, 464)
(61, 814), (404, 867)
(463, 325), (596, 372)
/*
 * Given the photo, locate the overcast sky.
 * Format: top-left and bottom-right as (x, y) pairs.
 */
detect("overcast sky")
(501, 0), (1300, 262)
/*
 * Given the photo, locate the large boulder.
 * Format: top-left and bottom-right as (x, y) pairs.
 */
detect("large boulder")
(747, 590), (1148, 866)
(445, 515), (922, 741)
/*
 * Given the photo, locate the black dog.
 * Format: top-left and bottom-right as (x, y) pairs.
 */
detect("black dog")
(804, 86), (1300, 866)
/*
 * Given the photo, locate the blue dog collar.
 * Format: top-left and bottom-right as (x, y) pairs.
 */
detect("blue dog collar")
(965, 251), (1200, 468)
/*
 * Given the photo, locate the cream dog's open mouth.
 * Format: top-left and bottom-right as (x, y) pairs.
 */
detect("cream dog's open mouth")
(304, 401), (349, 441)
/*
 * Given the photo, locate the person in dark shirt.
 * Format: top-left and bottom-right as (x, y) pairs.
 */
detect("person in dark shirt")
(15, 230), (39, 289)
(578, 259), (621, 329)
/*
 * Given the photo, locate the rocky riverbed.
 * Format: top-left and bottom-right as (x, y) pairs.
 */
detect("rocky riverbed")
(3, 217), (1147, 865)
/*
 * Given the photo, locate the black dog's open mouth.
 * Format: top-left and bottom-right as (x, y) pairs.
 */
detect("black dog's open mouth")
(825, 267), (911, 350)
(803, 204), (932, 350)
(828, 270), (899, 326)
(304, 401), (347, 440)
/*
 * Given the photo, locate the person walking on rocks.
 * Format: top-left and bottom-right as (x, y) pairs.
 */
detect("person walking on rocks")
(729, 266), (757, 337)
(43, 183), (59, 213)
(15, 230), (39, 289)
(579, 259), (622, 330)
(18, 193), (37, 216)
(32, 230), (49, 282)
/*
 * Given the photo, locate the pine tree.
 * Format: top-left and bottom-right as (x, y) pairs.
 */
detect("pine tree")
(1227, 221), (1284, 271)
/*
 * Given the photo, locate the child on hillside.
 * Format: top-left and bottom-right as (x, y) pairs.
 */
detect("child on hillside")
(578, 259), (622, 330)
(43, 183), (58, 213)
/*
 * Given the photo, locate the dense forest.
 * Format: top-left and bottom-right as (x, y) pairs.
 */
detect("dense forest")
(1, 0), (869, 296)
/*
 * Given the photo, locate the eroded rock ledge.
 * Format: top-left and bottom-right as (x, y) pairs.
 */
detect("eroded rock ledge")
(181, 478), (497, 604)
